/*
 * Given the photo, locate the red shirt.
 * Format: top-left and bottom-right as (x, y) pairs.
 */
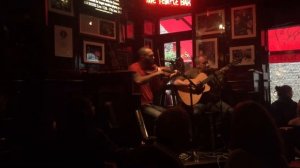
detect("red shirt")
(129, 62), (153, 105)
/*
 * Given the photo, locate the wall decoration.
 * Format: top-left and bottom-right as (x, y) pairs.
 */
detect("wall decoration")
(99, 19), (116, 40)
(119, 23), (126, 43)
(48, 0), (74, 16)
(80, 14), (100, 36)
(126, 21), (135, 39)
(230, 45), (255, 65)
(54, 25), (73, 58)
(231, 4), (256, 39)
(196, 38), (218, 68)
(83, 41), (105, 64)
(196, 9), (225, 36)
(83, 0), (122, 15)
(144, 20), (155, 36)
(144, 38), (153, 49)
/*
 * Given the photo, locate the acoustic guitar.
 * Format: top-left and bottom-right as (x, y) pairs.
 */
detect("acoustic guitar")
(177, 57), (243, 106)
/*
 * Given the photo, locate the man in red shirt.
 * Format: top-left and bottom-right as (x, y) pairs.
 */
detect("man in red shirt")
(129, 47), (177, 118)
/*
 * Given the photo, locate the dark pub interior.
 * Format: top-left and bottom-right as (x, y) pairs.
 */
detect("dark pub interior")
(1, 0), (300, 167)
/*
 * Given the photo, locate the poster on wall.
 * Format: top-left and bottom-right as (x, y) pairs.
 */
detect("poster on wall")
(48, 0), (74, 16)
(54, 25), (73, 58)
(83, 41), (105, 64)
(230, 45), (255, 65)
(231, 4), (256, 39)
(196, 38), (218, 68)
(80, 14), (100, 37)
(195, 9), (225, 36)
(99, 19), (116, 40)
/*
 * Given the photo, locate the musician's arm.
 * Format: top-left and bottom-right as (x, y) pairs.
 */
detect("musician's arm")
(173, 77), (189, 86)
(133, 70), (163, 84)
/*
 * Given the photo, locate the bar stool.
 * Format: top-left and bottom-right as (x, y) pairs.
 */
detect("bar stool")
(159, 84), (178, 107)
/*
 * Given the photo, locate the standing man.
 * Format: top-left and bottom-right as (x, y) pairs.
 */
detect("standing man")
(129, 47), (177, 118)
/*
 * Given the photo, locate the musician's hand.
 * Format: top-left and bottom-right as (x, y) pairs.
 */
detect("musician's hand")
(170, 70), (180, 78)
(194, 84), (205, 94)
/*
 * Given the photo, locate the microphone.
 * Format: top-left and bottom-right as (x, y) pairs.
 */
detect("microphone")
(248, 69), (263, 74)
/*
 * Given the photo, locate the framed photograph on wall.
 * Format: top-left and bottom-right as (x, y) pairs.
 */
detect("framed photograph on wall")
(99, 19), (116, 40)
(144, 20), (155, 36)
(196, 38), (218, 68)
(230, 45), (255, 65)
(48, 0), (74, 16)
(126, 21), (135, 39)
(231, 4), (256, 39)
(119, 23), (126, 43)
(54, 25), (73, 58)
(144, 38), (153, 49)
(83, 41), (105, 64)
(195, 9), (225, 36)
(80, 14), (100, 36)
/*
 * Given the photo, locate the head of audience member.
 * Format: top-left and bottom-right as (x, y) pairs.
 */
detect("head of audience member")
(275, 85), (293, 100)
(229, 101), (286, 160)
(155, 106), (191, 154)
(137, 47), (155, 70)
(56, 95), (96, 138)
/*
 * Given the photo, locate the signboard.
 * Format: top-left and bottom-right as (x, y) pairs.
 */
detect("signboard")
(84, 0), (122, 14)
(145, 0), (191, 7)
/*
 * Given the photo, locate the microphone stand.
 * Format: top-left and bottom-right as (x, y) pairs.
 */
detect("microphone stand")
(181, 75), (199, 145)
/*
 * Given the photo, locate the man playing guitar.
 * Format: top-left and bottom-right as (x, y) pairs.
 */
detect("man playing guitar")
(173, 54), (235, 149)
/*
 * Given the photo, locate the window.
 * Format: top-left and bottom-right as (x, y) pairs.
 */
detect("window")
(160, 14), (192, 34)
(164, 42), (177, 67)
(180, 40), (193, 69)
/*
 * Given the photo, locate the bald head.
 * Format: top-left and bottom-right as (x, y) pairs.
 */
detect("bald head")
(137, 47), (155, 68)
(195, 55), (208, 70)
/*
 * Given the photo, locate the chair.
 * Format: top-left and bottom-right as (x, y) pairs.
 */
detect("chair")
(135, 109), (156, 144)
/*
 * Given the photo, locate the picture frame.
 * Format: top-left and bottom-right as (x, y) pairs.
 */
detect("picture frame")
(126, 21), (135, 39)
(83, 41), (105, 64)
(144, 38), (153, 49)
(54, 25), (73, 58)
(48, 0), (74, 16)
(119, 23), (126, 43)
(99, 19), (116, 40)
(229, 45), (255, 66)
(144, 20), (155, 36)
(195, 9), (225, 36)
(196, 38), (218, 68)
(231, 4), (256, 39)
(79, 14), (100, 37)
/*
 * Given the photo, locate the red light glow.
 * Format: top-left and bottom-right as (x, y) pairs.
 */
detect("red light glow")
(145, 0), (191, 7)
(268, 25), (300, 52)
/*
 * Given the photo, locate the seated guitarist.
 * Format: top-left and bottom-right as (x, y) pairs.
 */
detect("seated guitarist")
(173, 53), (233, 113)
(173, 54), (234, 148)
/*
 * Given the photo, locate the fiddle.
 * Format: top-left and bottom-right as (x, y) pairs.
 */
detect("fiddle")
(145, 64), (177, 77)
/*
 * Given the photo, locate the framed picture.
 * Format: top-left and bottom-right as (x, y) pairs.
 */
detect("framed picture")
(230, 45), (255, 65)
(144, 38), (153, 49)
(99, 19), (116, 40)
(119, 23), (126, 43)
(231, 4), (256, 39)
(83, 41), (105, 64)
(195, 9), (225, 36)
(54, 25), (73, 58)
(48, 0), (74, 16)
(196, 38), (218, 68)
(126, 21), (135, 39)
(80, 14), (100, 36)
(144, 20), (155, 36)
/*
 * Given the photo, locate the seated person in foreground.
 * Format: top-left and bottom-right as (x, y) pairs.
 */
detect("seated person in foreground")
(225, 101), (289, 168)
